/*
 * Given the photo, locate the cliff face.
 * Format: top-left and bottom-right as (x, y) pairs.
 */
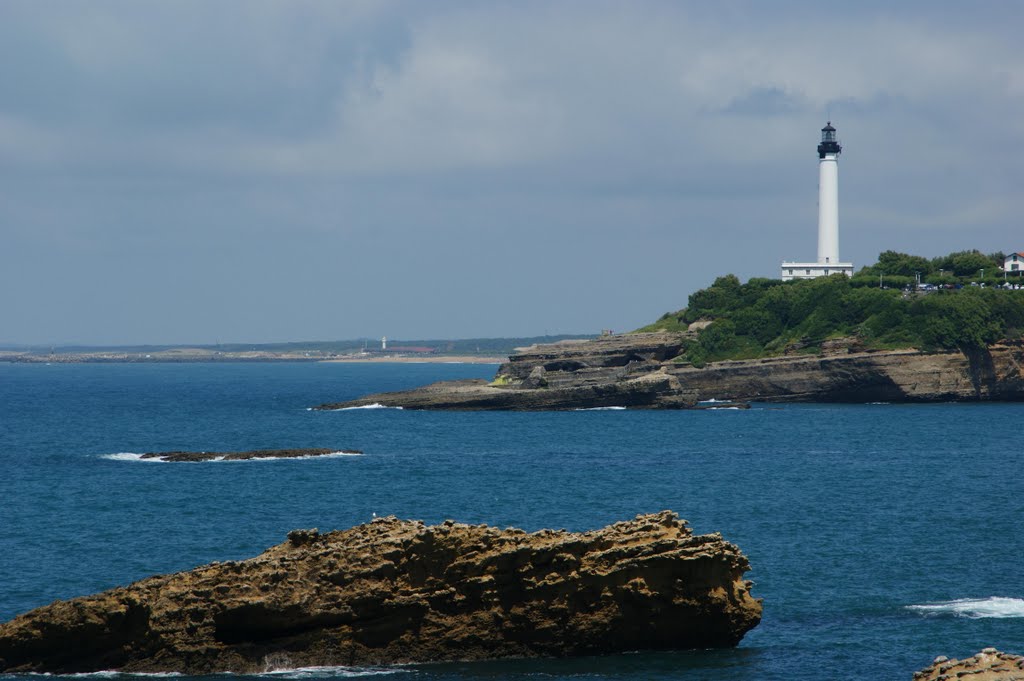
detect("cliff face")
(315, 334), (1024, 410)
(0, 512), (761, 674)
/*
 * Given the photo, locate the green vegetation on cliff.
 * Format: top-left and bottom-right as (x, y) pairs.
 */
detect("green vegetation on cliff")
(638, 251), (1024, 366)
(857, 249), (1004, 281)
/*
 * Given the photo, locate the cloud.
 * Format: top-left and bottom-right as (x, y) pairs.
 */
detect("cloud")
(0, 1), (1022, 343)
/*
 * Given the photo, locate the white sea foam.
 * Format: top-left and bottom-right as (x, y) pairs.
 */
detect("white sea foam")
(332, 403), (403, 411)
(19, 667), (402, 679)
(70, 673), (182, 678)
(907, 597), (1024, 619)
(261, 666), (407, 678)
(101, 451), (362, 463)
(242, 451), (364, 461)
(99, 452), (164, 462)
(220, 451), (365, 463)
(574, 406), (627, 411)
(707, 406), (743, 410)
(22, 672), (182, 678)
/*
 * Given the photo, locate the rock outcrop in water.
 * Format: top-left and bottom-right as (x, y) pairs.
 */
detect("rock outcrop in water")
(314, 334), (1024, 410)
(140, 448), (361, 462)
(0, 511), (761, 674)
(914, 649), (1024, 680)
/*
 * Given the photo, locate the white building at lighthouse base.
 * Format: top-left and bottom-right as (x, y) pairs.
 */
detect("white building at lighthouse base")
(781, 261), (854, 281)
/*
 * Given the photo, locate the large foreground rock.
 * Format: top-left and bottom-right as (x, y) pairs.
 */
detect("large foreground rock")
(914, 649), (1024, 680)
(0, 512), (761, 674)
(315, 334), (1024, 410)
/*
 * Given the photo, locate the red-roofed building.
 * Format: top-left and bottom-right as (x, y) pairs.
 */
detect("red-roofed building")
(1004, 252), (1024, 273)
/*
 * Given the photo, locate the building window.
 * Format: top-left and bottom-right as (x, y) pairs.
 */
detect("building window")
(788, 269), (794, 275)
(805, 269), (811, 275)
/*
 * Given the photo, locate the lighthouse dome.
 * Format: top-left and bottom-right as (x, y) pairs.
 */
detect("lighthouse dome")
(817, 121), (842, 158)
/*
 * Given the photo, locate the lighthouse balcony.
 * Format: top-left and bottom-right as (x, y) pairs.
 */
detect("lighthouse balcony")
(780, 261), (854, 281)
(817, 141), (842, 158)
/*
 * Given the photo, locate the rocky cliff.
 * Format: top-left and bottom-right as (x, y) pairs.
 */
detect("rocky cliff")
(914, 649), (1024, 680)
(315, 334), (1024, 410)
(0, 512), (761, 674)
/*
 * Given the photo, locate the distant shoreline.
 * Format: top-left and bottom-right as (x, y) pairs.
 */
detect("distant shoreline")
(0, 351), (505, 365)
(322, 355), (504, 364)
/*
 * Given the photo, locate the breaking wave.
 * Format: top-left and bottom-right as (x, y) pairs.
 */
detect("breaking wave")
(261, 666), (408, 678)
(574, 406), (627, 411)
(333, 404), (403, 411)
(17, 672), (181, 679)
(907, 597), (1024, 619)
(99, 452), (164, 462)
(15, 665), (405, 679)
(100, 451), (362, 463)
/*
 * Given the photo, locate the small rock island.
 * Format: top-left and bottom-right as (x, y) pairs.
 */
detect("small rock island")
(140, 448), (361, 462)
(0, 511), (761, 674)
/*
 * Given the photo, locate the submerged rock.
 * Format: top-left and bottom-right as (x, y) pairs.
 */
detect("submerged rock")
(0, 512), (761, 674)
(139, 448), (361, 462)
(914, 649), (1024, 680)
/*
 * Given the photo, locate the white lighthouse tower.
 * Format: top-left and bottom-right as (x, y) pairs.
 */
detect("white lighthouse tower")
(781, 121), (853, 280)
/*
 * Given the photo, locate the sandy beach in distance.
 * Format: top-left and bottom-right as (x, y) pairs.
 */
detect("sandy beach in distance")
(322, 355), (505, 364)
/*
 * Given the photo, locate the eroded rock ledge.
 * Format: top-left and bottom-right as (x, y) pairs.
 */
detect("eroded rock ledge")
(140, 448), (361, 462)
(914, 649), (1024, 680)
(314, 334), (1024, 410)
(0, 511), (761, 674)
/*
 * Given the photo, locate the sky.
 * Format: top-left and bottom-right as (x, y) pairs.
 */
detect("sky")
(1, 1), (1022, 345)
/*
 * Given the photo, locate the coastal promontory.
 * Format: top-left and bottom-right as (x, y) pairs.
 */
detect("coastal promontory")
(314, 332), (1024, 410)
(0, 511), (761, 674)
(317, 263), (1024, 410)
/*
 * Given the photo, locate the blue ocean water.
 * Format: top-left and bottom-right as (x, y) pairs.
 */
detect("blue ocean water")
(1, 361), (1022, 681)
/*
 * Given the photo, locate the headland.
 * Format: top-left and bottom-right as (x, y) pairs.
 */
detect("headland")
(315, 333), (1024, 410)
(318, 260), (1024, 410)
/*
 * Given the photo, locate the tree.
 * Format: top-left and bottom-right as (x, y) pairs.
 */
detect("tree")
(684, 274), (744, 321)
(915, 291), (1002, 350)
(867, 250), (933, 277)
(934, 250), (999, 277)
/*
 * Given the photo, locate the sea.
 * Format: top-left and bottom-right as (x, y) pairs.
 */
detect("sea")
(1, 361), (1022, 681)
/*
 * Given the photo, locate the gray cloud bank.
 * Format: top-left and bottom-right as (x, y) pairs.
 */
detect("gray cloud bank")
(1, 1), (1021, 344)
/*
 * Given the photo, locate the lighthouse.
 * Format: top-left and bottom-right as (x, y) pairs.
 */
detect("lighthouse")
(781, 122), (854, 280)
